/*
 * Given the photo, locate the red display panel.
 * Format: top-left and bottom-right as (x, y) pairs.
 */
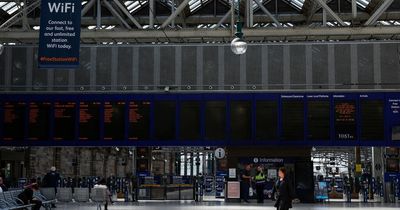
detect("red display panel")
(28, 102), (51, 140)
(3, 102), (26, 140)
(79, 102), (101, 140)
(104, 102), (126, 140)
(54, 102), (76, 140)
(128, 101), (150, 140)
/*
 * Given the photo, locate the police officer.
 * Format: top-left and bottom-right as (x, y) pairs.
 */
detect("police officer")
(254, 165), (266, 203)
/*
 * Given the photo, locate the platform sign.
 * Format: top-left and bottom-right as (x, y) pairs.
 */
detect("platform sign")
(38, 0), (81, 68)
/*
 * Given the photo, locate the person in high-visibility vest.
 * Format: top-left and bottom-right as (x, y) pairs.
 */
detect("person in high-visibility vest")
(254, 165), (266, 203)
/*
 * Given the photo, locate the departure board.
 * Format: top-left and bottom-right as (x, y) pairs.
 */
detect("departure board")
(3, 102), (26, 140)
(104, 102), (126, 140)
(154, 101), (176, 140)
(308, 101), (330, 140)
(255, 101), (277, 140)
(180, 101), (200, 140)
(360, 100), (384, 140)
(54, 102), (76, 140)
(205, 101), (226, 140)
(128, 101), (150, 140)
(334, 101), (356, 140)
(79, 102), (101, 140)
(28, 102), (51, 140)
(282, 100), (304, 140)
(231, 101), (251, 140)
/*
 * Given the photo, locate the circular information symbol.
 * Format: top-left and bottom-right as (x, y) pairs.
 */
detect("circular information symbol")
(215, 148), (225, 159)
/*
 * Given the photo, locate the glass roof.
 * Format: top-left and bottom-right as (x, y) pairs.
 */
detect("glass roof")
(124, 0), (148, 13)
(0, 1), (23, 15)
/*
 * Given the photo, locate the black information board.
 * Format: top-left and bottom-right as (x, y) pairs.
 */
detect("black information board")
(104, 102), (126, 140)
(231, 101), (251, 140)
(308, 101), (330, 140)
(334, 101), (356, 140)
(282, 100), (304, 140)
(180, 101), (200, 140)
(3, 102), (26, 140)
(154, 101), (176, 140)
(128, 101), (150, 140)
(255, 101), (278, 140)
(79, 102), (101, 140)
(205, 101), (226, 140)
(54, 102), (76, 140)
(28, 102), (51, 140)
(360, 100), (384, 140)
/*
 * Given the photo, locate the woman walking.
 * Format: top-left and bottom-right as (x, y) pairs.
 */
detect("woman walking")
(274, 167), (295, 210)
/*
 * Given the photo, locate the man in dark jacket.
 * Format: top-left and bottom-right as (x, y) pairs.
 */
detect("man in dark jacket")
(240, 164), (252, 203)
(274, 167), (295, 210)
(42, 166), (60, 208)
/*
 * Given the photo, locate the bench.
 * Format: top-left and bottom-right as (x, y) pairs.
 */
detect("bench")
(33, 190), (57, 210)
(0, 190), (35, 210)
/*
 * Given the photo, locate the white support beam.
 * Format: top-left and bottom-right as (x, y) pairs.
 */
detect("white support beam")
(112, 0), (143, 29)
(214, 10), (232, 29)
(149, 0), (154, 28)
(82, 0), (96, 17)
(103, 0), (132, 29)
(161, 0), (190, 28)
(253, 0), (282, 27)
(364, 0), (394, 25)
(352, 0), (357, 18)
(313, 0), (346, 26)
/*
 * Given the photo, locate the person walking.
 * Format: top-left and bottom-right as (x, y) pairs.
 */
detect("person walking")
(240, 164), (252, 203)
(274, 167), (295, 210)
(42, 166), (60, 208)
(254, 166), (266, 203)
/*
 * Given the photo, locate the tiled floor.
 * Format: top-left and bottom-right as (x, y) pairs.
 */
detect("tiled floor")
(52, 201), (400, 210)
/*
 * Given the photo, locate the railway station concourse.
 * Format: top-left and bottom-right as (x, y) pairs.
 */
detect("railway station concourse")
(1, 0), (400, 209)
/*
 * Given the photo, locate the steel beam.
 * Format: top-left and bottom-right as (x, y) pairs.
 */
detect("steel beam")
(103, 0), (132, 29)
(96, 0), (101, 29)
(214, 10), (232, 28)
(253, 0), (282, 27)
(82, 0), (96, 17)
(149, 0), (154, 28)
(313, 0), (346, 26)
(364, 0), (394, 25)
(7, 11), (400, 28)
(161, 0), (190, 28)
(3, 26), (400, 41)
(112, 0), (142, 29)
(352, 0), (357, 18)
(0, 0), (40, 29)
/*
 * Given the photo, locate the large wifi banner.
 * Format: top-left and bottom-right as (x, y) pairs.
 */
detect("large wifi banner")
(38, 0), (81, 68)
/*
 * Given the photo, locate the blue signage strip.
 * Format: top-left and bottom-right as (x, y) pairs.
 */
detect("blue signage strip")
(38, 0), (81, 68)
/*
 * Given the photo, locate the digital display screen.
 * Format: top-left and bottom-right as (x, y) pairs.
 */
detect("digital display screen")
(28, 102), (51, 140)
(154, 101), (176, 140)
(386, 158), (399, 172)
(360, 100), (384, 140)
(282, 100), (304, 140)
(128, 101), (150, 140)
(79, 102), (101, 140)
(308, 101), (330, 140)
(255, 101), (277, 140)
(54, 102), (76, 140)
(104, 102), (126, 140)
(231, 101), (251, 140)
(3, 102), (26, 140)
(180, 101), (200, 140)
(205, 101), (226, 140)
(334, 101), (356, 140)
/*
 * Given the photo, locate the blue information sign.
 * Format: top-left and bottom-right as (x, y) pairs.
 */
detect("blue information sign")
(38, 0), (81, 68)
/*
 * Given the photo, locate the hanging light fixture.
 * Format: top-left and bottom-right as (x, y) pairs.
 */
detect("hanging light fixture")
(231, 0), (247, 55)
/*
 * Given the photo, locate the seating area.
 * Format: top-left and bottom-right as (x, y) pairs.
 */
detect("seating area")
(0, 188), (108, 210)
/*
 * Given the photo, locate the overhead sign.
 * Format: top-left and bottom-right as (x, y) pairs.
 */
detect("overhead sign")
(215, 148), (225, 159)
(38, 0), (81, 68)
